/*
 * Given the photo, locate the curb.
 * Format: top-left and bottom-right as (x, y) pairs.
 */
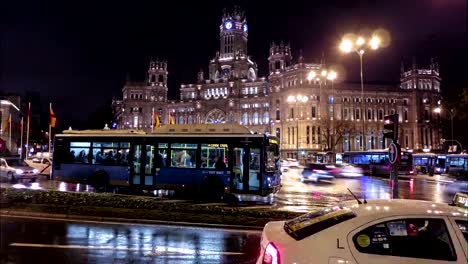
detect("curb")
(0, 209), (264, 231)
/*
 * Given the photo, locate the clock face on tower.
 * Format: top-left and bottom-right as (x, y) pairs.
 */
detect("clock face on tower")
(243, 24), (248, 32)
(224, 21), (233, 30)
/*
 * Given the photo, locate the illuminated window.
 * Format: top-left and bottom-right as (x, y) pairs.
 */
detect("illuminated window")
(201, 144), (228, 169)
(133, 116), (139, 128)
(263, 112), (269, 124)
(170, 143), (197, 168)
(253, 112), (259, 125)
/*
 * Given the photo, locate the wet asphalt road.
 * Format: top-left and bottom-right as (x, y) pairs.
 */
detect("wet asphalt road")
(0, 217), (261, 264)
(274, 168), (467, 212)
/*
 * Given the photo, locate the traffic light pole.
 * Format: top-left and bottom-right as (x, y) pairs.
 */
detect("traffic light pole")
(391, 141), (400, 199)
(384, 114), (400, 199)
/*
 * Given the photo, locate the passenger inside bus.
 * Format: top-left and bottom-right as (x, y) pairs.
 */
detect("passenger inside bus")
(215, 156), (227, 170)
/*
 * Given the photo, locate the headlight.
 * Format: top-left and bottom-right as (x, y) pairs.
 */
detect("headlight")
(15, 169), (24, 174)
(33, 169), (39, 174)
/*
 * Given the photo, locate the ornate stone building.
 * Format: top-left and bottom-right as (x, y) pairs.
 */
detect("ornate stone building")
(112, 8), (443, 158)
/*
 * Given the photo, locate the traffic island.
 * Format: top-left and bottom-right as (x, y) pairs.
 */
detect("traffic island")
(0, 188), (302, 228)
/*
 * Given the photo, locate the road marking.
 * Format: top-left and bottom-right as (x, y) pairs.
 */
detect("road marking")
(9, 243), (245, 256)
(0, 215), (261, 233)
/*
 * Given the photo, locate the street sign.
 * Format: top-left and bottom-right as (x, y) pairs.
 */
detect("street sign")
(388, 142), (399, 164)
(0, 138), (5, 154)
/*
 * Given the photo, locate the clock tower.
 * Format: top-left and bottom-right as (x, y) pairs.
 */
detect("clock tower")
(219, 6), (248, 59)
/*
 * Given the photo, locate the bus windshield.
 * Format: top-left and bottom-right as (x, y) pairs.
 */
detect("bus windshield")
(266, 142), (280, 172)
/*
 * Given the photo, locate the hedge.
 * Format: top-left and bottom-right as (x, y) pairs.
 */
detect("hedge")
(0, 188), (303, 224)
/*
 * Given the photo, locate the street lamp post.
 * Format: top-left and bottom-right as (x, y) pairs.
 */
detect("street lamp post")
(287, 94), (308, 160)
(434, 107), (459, 152)
(340, 35), (381, 150)
(307, 70), (338, 152)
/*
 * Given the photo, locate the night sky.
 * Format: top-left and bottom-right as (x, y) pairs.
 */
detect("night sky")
(2, 0), (467, 130)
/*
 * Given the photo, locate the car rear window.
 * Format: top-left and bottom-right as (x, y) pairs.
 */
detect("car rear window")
(284, 206), (356, 241)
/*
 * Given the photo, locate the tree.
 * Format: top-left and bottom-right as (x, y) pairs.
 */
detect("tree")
(455, 88), (468, 120)
(318, 119), (355, 152)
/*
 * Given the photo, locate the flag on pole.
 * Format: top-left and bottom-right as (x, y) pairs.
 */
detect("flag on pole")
(169, 113), (175, 125)
(154, 114), (160, 128)
(50, 103), (57, 128)
(26, 102), (31, 154)
(3, 114), (11, 133)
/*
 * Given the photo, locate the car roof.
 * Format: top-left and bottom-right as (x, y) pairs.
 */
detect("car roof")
(341, 199), (467, 218)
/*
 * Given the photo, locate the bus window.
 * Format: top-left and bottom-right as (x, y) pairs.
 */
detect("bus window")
(156, 143), (168, 168)
(118, 143), (130, 165)
(249, 148), (261, 190)
(233, 148), (245, 191)
(201, 144), (228, 169)
(70, 142), (91, 163)
(266, 144), (279, 172)
(170, 143), (197, 168)
(133, 145), (143, 185)
(145, 145), (155, 185)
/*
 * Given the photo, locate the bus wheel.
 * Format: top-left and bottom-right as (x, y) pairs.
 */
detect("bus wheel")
(200, 176), (224, 201)
(224, 193), (239, 206)
(92, 171), (109, 192)
(7, 172), (17, 184)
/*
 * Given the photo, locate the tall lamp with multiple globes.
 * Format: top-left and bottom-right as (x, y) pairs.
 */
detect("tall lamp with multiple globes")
(339, 35), (381, 150)
(306, 69), (337, 152)
(287, 94), (308, 160)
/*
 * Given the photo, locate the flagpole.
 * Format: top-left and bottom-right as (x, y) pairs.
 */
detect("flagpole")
(8, 113), (12, 151)
(151, 107), (154, 133)
(48, 103), (52, 154)
(20, 116), (24, 158)
(26, 102), (31, 158)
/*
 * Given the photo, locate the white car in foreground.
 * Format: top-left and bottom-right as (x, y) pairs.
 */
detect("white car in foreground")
(257, 193), (468, 264)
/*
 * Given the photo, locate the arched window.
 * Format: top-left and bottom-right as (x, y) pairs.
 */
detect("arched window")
(242, 112), (248, 125)
(158, 75), (164, 83)
(275, 61), (281, 70)
(367, 109), (372, 120)
(263, 112), (270, 124)
(312, 126), (316, 144)
(253, 112), (259, 125)
(187, 115), (193, 124)
(379, 109), (383, 120)
(178, 116), (184, 124)
(151, 75), (156, 83)
(306, 126), (310, 144)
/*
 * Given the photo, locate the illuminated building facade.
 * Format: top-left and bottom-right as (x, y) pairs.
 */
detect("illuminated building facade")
(112, 8), (443, 157)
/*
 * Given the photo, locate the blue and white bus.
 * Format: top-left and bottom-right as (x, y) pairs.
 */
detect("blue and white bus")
(412, 153), (446, 175)
(52, 124), (281, 200)
(343, 149), (413, 176)
(446, 154), (468, 179)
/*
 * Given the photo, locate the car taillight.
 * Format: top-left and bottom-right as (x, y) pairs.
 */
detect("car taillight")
(409, 170), (414, 174)
(262, 242), (280, 264)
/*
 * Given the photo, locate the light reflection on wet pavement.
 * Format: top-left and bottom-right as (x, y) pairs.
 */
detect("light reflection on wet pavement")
(274, 168), (465, 212)
(1, 217), (261, 264)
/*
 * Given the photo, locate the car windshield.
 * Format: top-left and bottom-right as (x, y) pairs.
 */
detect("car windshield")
(284, 206), (356, 240)
(7, 159), (29, 167)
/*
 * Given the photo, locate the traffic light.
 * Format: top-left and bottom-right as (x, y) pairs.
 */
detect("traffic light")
(383, 114), (399, 141)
